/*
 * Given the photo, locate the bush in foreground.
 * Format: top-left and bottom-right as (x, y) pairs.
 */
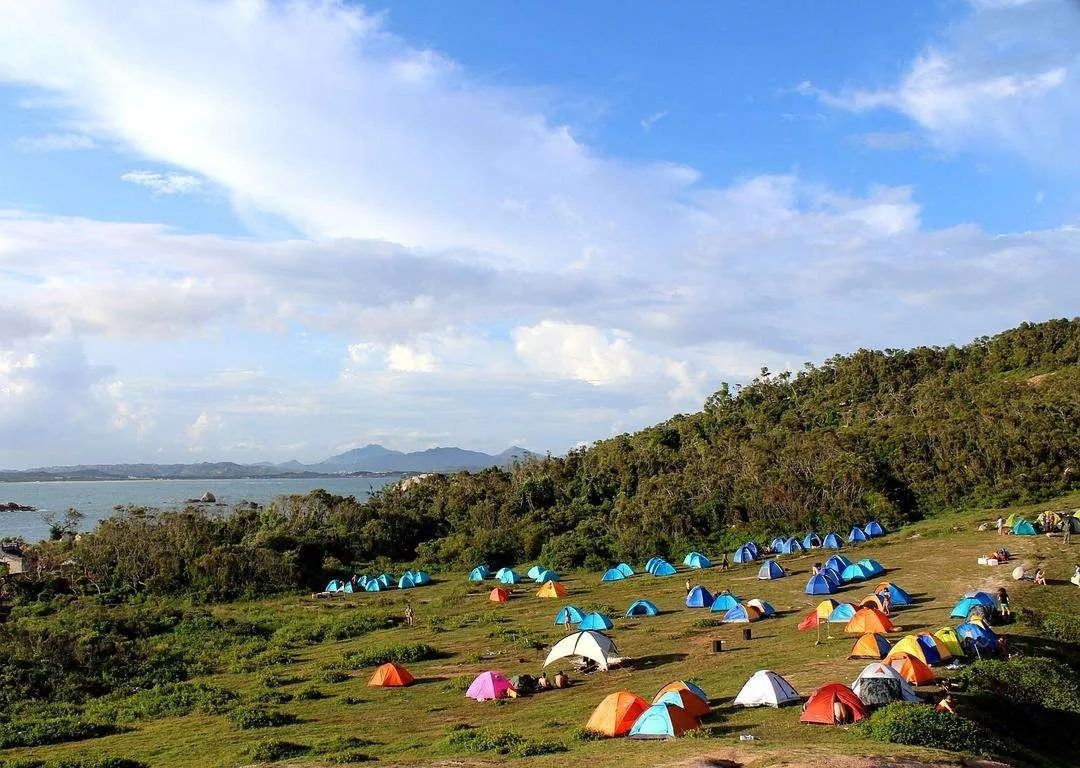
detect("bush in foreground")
(226, 705), (296, 729)
(442, 725), (565, 757)
(341, 643), (439, 669)
(858, 703), (1000, 755)
(956, 656), (1080, 714)
(0, 717), (118, 749)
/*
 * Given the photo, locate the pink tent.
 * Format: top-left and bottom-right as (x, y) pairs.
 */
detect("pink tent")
(466, 671), (514, 701)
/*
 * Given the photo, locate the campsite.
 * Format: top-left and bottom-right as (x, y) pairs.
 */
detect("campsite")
(1, 494), (1077, 767)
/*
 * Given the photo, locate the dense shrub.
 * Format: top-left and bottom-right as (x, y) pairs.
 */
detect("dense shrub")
(0, 759), (148, 768)
(957, 657), (1080, 713)
(294, 686), (326, 701)
(858, 703), (1000, 755)
(1019, 609), (1080, 644)
(87, 682), (239, 722)
(443, 725), (565, 757)
(0, 717), (118, 748)
(342, 643), (439, 668)
(250, 739), (310, 761)
(227, 706), (296, 729)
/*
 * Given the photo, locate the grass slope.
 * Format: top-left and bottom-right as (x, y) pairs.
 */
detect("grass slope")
(5, 495), (1080, 768)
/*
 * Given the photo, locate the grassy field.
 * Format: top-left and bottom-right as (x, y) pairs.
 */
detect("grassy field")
(5, 494), (1080, 768)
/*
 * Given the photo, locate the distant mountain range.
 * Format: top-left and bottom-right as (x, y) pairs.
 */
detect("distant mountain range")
(0, 445), (538, 482)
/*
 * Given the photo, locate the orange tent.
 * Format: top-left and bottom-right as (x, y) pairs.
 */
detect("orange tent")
(886, 652), (935, 685)
(800, 683), (868, 725)
(368, 662), (414, 687)
(848, 632), (892, 659)
(489, 587), (509, 602)
(655, 680), (708, 703)
(651, 687), (710, 718)
(860, 594), (886, 612)
(536, 580), (567, 598)
(844, 606), (895, 634)
(586, 691), (649, 737)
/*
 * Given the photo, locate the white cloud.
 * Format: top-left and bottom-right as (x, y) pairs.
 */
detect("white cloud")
(120, 170), (203, 195)
(804, 0), (1080, 166)
(185, 410), (221, 448)
(640, 110), (668, 131)
(386, 344), (437, 373)
(16, 132), (96, 152)
(513, 321), (636, 385)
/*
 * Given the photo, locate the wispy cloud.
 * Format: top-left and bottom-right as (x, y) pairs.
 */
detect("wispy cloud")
(120, 170), (203, 196)
(640, 109), (668, 131)
(16, 132), (96, 152)
(851, 131), (920, 151)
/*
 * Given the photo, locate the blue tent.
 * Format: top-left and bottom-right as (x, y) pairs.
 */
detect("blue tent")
(821, 569), (842, 589)
(822, 532), (844, 549)
(956, 622), (999, 653)
(579, 612), (614, 631)
(326, 579), (345, 592)
(848, 526), (868, 543)
(365, 580), (382, 592)
(950, 597), (989, 619)
(497, 569), (521, 584)
(1012, 519), (1036, 535)
(841, 563), (872, 582)
(652, 561), (677, 577)
(805, 573), (835, 595)
(553, 605), (585, 625)
(864, 520), (886, 537)
(709, 592), (740, 613)
(782, 537), (804, 555)
(857, 558), (885, 577)
(802, 532), (822, 549)
(745, 541), (761, 557)
(616, 563), (635, 578)
(733, 545), (756, 564)
(962, 591), (998, 609)
(342, 581), (354, 593)
(685, 585), (713, 608)
(601, 567), (626, 582)
(494, 567), (512, 580)
(769, 536), (786, 552)
(356, 574), (370, 588)
(526, 565), (544, 580)
(468, 566), (488, 581)
(911, 634), (943, 664)
(626, 599), (660, 617)
(533, 569), (560, 583)
(628, 703), (689, 739)
(825, 554), (852, 573)
(645, 557), (664, 573)
(758, 559), (786, 580)
(683, 552), (712, 569)
(721, 604), (754, 623)
(377, 573), (393, 588)
(827, 603), (857, 623)
(412, 571), (431, 585)
(876, 582), (911, 606)
(398, 573), (416, 589)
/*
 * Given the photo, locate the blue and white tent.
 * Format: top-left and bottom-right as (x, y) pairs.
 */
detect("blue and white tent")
(710, 592), (741, 613)
(644, 557), (664, 574)
(721, 603), (757, 623)
(781, 537), (804, 555)
(733, 545), (756, 564)
(827, 603), (857, 623)
(497, 569), (521, 584)
(553, 605), (585, 625)
(848, 527), (868, 544)
(747, 598), (775, 617)
(857, 558), (885, 577)
(864, 520), (886, 537)
(685, 585), (713, 608)
(825, 554), (852, 573)
(398, 573), (416, 589)
(616, 563), (635, 578)
(628, 703), (691, 739)
(802, 532), (822, 549)
(526, 565), (544, 580)
(757, 559), (786, 580)
(469, 566), (489, 582)
(841, 562), (873, 583)
(821, 532), (844, 549)
(651, 560), (677, 577)
(533, 568), (560, 583)
(683, 552), (712, 569)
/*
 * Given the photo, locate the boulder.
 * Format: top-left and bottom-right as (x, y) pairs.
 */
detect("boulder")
(200, 491), (216, 503)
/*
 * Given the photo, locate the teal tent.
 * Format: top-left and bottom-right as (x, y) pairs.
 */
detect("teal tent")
(628, 703), (693, 739)
(579, 612), (614, 630)
(709, 592), (740, 613)
(1012, 519), (1036, 535)
(626, 599), (660, 617)
(616, 563), (635, 577)
(601, 567), (626, 582)
(554, 605), (585, 625)
(652, 561), (677, 577)
(683, 552), (712, 569)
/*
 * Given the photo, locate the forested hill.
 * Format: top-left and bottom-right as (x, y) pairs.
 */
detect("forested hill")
(21, 319), (1080, 600)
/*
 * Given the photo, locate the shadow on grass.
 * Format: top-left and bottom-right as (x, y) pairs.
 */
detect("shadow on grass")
(620, 652), (689, 670)
(413, 675), (450, 685)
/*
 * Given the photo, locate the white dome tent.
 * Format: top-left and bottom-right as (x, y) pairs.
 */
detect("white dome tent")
(543, 630), (619, 671)
(850, 662), (919, 707)
(732, 670), (800, 708)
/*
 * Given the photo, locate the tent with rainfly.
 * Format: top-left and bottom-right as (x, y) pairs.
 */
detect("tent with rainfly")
(685, 585), (713, 608)
(628, 703), (700, 739)
(822, 532), (844, 549)
(733, 670), (800, 707)
(644, 557), (664, 574)
(805, 573), (835, 595)
(863, 520), (886, 537)
(533, 569), (560, 583)
(601, 567), (627, 582)
(803, 532), (822, 549)
(616, 563), (635, 578)
(733, 545), (756, 564)
(827, 603), (858, 623)
(488, 587), (509, 602)
(325, 579), (347, 592)
(850, 662), (917, 706)
(655, 680), (708, 703)
(932, 626), (965, 658)
(821, 569), (842, 589)
(886, 652), (935, 685)
(364, 579), (382, 592)
(398, 573), (417, 589)
(377, 573), (392, 588)
(779, 537), (802, 555)
(554, 605), (585, 625)
(653, 688), (710, 718)
(745, 541), (761, 558)
(683, 552), (712, 569)
(626, 599), (659, 618)
(800, 683), (868, 724)
(537, 580), (567, 598)
(891, 633), (951, 666)
(956, 622), (999, 654)
(526, 565), (544, 580)
(497, 569), (521, 585)
(544, 630), (618, 671)
(769, 536), (786, 552)
(578, 612), (613, 631)
(848, 527), (869, 544)
(586, 691), (649, 737)
(747, 598), (775, 617)
(849, 633), (892, 659)
(758, 559), (786, 580)
(709, 592), (741, 613)
(652, 561), (677, 577)
(721, 603), (762, 623)
(825, 554), (852, 573)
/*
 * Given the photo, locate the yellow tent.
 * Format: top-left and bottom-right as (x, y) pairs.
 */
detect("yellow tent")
(815, 599), (839, 619)
(933, 626), (964, 658)
(537, 580), (568, 598)
(890, 633), (952, 665)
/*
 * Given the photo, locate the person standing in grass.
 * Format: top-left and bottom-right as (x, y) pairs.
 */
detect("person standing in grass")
(1062, 517), (1072, 547)
(720, 553), (730, 571)
(685, 577), (692, 594)
(563, 612), (573, 633)
(996, 516), (1004, 536)
(404, 601), (414, 627)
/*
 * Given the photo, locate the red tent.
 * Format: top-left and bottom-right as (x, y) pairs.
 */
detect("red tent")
(800, 682), (868, 725)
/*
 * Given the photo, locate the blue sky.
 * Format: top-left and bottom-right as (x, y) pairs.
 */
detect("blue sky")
(0, 0), (1078, 467)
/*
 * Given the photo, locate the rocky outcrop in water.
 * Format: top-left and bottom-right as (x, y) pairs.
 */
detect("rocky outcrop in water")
(0, 502), (35, 512)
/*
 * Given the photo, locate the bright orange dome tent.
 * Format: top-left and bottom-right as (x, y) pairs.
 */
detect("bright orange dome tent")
(368, 662), (414, 687)
(845, 606), (895, 634)
(537, 580), (568, 598)
(886, 652), (935, 685)
(585, 691), (648, 737)
(848, 632), (892, 659)
(800, 682), (868, 725)
(489, 587), (509, 602)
